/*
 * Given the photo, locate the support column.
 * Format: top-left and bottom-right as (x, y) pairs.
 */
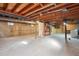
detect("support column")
(65, 24), (67, 42)
(37, 21), (44, 37)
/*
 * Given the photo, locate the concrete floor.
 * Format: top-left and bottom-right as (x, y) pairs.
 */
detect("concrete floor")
(0, 34), (79, 56)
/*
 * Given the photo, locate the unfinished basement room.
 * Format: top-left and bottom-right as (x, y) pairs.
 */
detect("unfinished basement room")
(0, 3), (79, 56)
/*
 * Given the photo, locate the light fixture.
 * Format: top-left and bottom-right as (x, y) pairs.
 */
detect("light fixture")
(36, 21), (40, 23)
(61, 8), (68, 12)
(64, 22), (67, 25)
(8, 22), (14, 26)
(63, 20), (68, 26)
(31, 24), (34, 27)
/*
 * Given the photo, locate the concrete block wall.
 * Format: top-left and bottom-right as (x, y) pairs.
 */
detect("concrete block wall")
(51, 23), (77, 34)
(0, 22), (11, 37)
(11, 23), (37, 36)
(0, 21), (37, 38)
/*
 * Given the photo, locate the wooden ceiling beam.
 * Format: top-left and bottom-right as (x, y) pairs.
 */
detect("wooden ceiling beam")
(0, 10), (26, 18)
(14, 3), (29, 13)
(63, 10), (79, 18)
(0, 3), (4, 9)
(26, 4), (71, 18)
(45, 6), (79, 18)
(3, 3), (8, 10)
(24, 4), (55, 17)
(31, 8), (79, 19)
(45, 10), (79, 20)
(65, 3), (79, 9)
(29, 4), (79, 20)
(17, 4), (33, 14)
(11, 3), (22, 12)
(40, 3), (44, 7)
(6, 3), (17, 12)
(1, 3), (79, 22)
(21, 3), (39, 15)
(39, 3), (77, 15)
(65, 14), (79, 19)
(68, 5), (79, 11)
(29, 8), (79, 21)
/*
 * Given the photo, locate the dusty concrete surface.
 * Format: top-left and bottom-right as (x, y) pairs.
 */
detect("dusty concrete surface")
(0, 34), (79, 56)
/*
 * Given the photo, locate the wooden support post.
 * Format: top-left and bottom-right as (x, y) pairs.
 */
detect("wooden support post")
(65, 24), (68, 42)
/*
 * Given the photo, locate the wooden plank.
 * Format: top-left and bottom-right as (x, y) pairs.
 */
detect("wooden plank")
(0, 3), (4, 9)
(17, 4), (33, 14)
(20, 4), (39, 15)
(6, 3), (16, 11)
(25, 4), (68, 18)
(40, 4), (44, 7)
(3, 3), (8, 10)
(24, 4), (55, 16)
(28, 4), (79, 20)
(11, 3), (22, 12)
(14, 3), (29, 13)
(68, 5), (79, 11)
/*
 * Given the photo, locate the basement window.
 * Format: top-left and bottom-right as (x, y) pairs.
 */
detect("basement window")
(8, 22), (14, 26)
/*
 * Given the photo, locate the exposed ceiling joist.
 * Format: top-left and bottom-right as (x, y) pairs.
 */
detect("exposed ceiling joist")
(14, 3), (29, 13)
(3, 3), (8, 10)
(0, 10), (27, 19)
(0, 3), (79, 22)
(6, 3), (17, 11)
(28, 4), (79, 19)
(69, 5), (79, 11)
(65, 14), (79, 19)
(24, 4), (55, 17)
(26, 4), (69, 18)
(40, 4), (44, 7)
(64, 9), (79, 17)
(17, 4), (33, 14)
(0, 3), (4, 9)
(11, 3), (22, 12)
(29, 8), (79, 21)
(65, 3), (79, 9)
(20, 3), (39, 15)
